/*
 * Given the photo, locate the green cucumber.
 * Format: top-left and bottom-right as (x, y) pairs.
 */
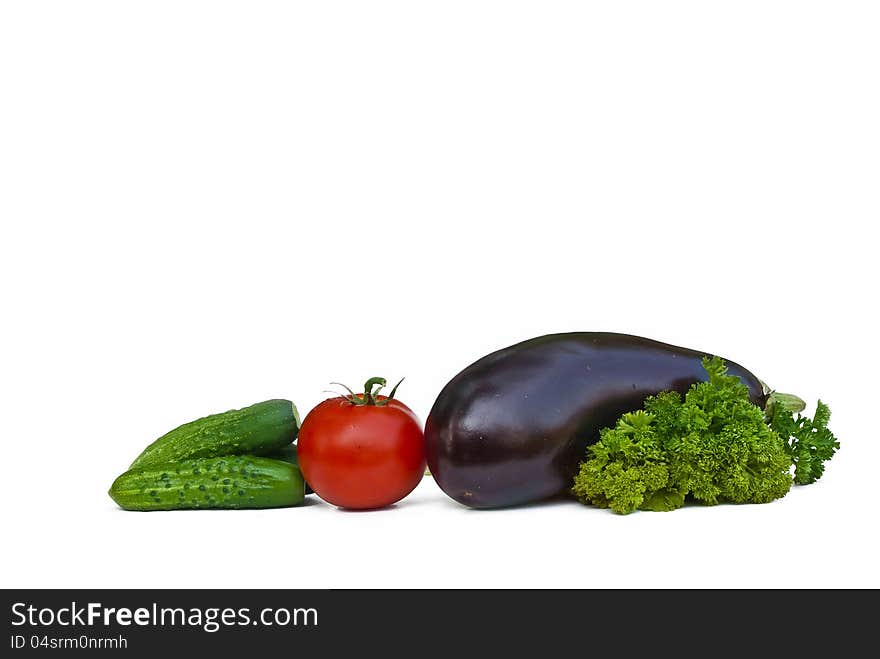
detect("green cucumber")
(265, 444), (314, 494)
(109, 456), (305, 511)
(130, 399), (300, 470)
(266, 443), (298, 464)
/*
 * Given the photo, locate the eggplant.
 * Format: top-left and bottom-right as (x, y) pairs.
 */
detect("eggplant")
(424, 332), (768, 509)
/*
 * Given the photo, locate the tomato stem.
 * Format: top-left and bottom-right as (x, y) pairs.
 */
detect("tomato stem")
(334, 376), (405, 406)
(362, 377), (387, 405)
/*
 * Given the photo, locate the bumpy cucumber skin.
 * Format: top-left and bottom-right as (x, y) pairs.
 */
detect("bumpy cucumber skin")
(110, 456), (305, 511)
(130, 399), (300, 470)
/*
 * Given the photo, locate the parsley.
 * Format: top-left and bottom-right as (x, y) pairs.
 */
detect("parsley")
(768, 399), (839, 485)
(572, 357), (839, 514)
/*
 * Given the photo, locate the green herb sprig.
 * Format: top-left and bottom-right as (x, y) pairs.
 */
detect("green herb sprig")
(572, 357), (839, 514)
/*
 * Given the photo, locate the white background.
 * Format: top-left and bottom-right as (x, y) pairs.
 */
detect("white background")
(2, 1), (878, 589)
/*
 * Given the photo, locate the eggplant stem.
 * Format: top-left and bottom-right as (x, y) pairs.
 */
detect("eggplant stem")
(766, 391), (807, 414)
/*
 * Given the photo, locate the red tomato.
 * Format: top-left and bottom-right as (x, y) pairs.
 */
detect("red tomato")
(297, 381), (426, 510)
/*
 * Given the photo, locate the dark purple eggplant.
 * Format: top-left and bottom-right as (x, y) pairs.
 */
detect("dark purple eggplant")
(424, 332), (768, 509)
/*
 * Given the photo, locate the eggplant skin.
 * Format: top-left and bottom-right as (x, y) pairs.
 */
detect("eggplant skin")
(424, 332), (766, 509)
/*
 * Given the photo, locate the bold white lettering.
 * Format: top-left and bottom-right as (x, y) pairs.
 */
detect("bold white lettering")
(88, 603), (102, 625)
(10, 603), (26, 626)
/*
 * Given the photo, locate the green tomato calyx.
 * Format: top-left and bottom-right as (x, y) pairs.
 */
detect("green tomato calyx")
(330, 376), (405, 406)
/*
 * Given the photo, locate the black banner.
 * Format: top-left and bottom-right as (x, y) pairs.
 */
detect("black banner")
(2, 589), (873, 655)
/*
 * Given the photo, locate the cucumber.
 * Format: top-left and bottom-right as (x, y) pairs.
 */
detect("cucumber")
(130, 399), (300, 470)
(266, 443), (298, 463)
(109, 456), (305, 511)
(265, 444), (314, 494)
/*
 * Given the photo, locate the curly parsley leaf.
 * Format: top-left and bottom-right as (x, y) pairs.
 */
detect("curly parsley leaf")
(769, 399), (840, 485)
(573, 357), (838, 514)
